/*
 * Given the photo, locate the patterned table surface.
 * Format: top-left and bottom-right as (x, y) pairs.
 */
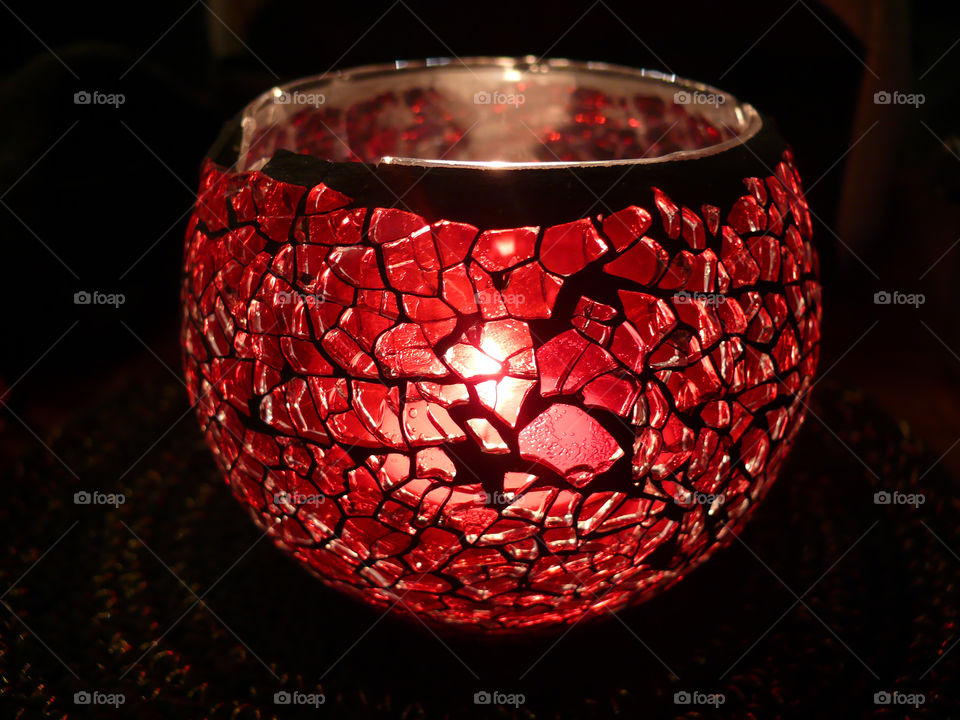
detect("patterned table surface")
(1, 369), (955, 719)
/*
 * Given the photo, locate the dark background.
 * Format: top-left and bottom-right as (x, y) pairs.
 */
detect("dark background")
(1, 1), (958, 717)
(1, 0), (958, 472)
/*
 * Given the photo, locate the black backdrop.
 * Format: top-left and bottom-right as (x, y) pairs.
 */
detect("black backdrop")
(2, 2), (959, 718)
(0, 0), (956, 409)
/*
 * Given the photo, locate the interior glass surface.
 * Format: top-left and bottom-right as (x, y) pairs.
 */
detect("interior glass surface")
(237, 59), (760, 170)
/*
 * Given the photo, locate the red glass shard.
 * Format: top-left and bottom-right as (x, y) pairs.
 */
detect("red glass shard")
(518, 404), (623, 487)
(415, 381), (470, 408)
(280, 336), (333, 375)
(382, 227), (441, 295)
(402, 386), (467, 445)
(327, 245), (385, 289)
(432, 219), (478, 267)
(475, 376), (536, 427)
(727, 195), (766, 234)
(503, 471), (539, 497)
(501, 263), (563, 319)
(618, 290), (677, 348)
(701, 204), (721, 236)
(602, 205), (652, 252)
(402, 295), (457, 345)
(327, 407), (381, 447)
(540, 218), (608, 276)
(468, 263), (508, 319)
(608, 322), (649, 374)
(721, 226), (761, 288)
(352, 381), (406, 448)
(369, 208), (428, 244)
(652, 188), (681, 238)
(581, 372), (640, 417)
(572, 316), (611, 346)
(298, 208), (366, 245)
(502, 488), (557, 524)
(478, 319), (534, 366)
(416, 447), (457, 481)
(535, 329), (589, 396)
(680, 207), (706, 249)
(465, 418), (509, 453)
(672, 296), (723, 349)
(603, 237), (669, 285)
(443, 342), (502, 380)
(472, 227), (538, 272)
(648, 328), (702, 369)
(367, 452), (411, 490)
(307, 376), (349, 417)
(305, 182), (350, 213)
(321, 329), (379, 378)
(441, 263), (480, 315)
(562, 343), (618, 394)
(338, 307), (395, 353)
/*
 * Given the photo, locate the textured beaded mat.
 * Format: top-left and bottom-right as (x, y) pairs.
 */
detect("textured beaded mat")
(1, 371), (955, 719)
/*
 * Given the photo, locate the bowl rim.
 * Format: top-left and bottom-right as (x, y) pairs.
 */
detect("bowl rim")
(238, 56), (763, 171)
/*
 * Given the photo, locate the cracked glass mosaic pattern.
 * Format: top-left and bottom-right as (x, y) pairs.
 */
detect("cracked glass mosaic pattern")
(182, 148), (820, 632)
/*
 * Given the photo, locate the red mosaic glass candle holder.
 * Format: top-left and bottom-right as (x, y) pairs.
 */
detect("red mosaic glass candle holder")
(182, 58), (821, 633)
